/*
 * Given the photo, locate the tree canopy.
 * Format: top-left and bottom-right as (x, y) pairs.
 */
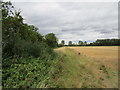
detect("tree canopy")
(45, 33), (58, 48)
(61, 40), (65, 46)
(68, 41), (72, 46)
(2, 1), (58, 58)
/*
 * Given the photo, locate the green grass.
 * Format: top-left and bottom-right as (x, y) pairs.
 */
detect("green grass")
(49, 48), (118, 88)
(2, 47), (118, 88)
(52, 48), (101, 88)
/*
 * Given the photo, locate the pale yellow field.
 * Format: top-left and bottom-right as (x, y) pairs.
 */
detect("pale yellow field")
(69, 46), (119, 69)
(53, 46), (119, 88)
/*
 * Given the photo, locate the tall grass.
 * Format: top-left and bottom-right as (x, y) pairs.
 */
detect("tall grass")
(49, 48), (118, 88)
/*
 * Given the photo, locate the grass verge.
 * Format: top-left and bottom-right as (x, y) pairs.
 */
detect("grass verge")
(49, 48), (118, 88)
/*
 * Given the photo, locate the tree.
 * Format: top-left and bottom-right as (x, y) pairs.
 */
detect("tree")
(61, 40), (65, 46)
(2, 1), (25, 57)
(78, 40), (83, 46)
(84, 41), (87, 45)
(90, 39), (120, 46)
(45, 33), (58, 48)
(68, 41), (72, 46)
(2, 1), (52, 58)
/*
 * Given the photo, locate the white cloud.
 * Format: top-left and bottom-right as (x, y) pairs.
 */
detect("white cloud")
(9, 1), (118, 44)
(4, 0), (119, 2)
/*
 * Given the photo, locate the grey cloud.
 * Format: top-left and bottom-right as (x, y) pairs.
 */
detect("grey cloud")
(100, 31), (112, 34)
(11, 2), (118, 44)
(61, 29), (82, 32)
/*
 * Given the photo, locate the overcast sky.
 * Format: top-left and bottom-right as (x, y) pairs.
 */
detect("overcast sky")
(9, 0), (118, 44)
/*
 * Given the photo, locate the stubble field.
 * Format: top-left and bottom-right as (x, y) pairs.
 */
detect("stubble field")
(52, 46), (119, 88)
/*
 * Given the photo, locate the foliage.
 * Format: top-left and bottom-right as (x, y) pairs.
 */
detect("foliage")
(45, 33), (58, 48)
(2, 1), (58, 58)
(78, 40), (83, 46)
(2, 1), (58, 88)
(66, 39), (120, 46)
(2, 57), (55, 88)
(2, 1), (119, 88)
(58, 44), (63, 47)
(68, 41), (72, 46)
(92, 39), (120, 46)
(61, 40), (65, 46)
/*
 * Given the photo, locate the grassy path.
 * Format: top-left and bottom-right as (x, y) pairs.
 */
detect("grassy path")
(51, 47), (118, 88)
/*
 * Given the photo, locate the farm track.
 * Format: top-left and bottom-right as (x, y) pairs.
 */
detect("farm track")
(53, 46), (119, 88)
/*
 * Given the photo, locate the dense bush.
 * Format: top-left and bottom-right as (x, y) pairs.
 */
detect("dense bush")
(9, 38), (53, 58)
(45, 33), (58, 48)
(2, 58), (51, 88)
(2, 1), (59, 88)
(2, 1), (58, 59)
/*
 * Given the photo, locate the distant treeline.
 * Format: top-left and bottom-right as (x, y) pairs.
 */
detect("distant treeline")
(89, 39), (120, 46)
(59, 39), (120, 47)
